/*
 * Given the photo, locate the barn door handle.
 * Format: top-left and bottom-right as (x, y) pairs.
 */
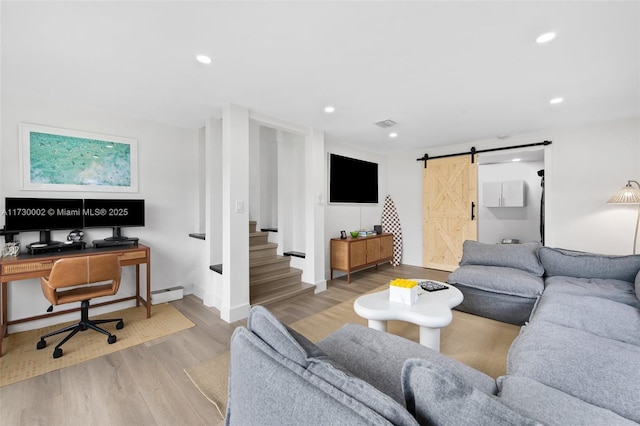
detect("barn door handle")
(471, 202), (476, 221)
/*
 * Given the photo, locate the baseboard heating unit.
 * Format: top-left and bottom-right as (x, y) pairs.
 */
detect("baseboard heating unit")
(151, 286), (184, 305)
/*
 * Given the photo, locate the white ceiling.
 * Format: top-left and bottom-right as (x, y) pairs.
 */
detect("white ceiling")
(2, 1), (639, 154)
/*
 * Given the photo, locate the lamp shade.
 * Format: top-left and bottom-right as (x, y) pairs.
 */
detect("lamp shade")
(607, 182), (640, 204)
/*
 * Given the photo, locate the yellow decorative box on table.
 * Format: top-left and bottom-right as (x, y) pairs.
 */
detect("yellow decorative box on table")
(389, 278), (418, 305)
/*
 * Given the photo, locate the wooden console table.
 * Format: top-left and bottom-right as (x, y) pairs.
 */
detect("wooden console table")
(0, 244), (151, 356)
(330, 233), (393, 283)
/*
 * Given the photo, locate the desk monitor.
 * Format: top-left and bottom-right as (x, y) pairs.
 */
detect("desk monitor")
(83, 199), (145, 241)
(3, 197), (84, 244)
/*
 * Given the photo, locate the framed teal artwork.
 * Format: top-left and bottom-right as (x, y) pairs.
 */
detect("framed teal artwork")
(19, 123), (138, 192)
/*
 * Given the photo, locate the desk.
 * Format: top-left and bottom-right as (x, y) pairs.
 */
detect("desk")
(0, 244), (151, 356)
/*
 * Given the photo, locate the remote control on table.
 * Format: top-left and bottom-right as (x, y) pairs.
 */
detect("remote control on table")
(419, 280), (448, 292)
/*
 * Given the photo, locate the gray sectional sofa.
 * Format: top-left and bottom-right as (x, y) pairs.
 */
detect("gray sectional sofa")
(225, 245), (640, 425)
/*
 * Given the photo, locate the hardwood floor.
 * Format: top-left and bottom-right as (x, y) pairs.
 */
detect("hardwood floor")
(0, 264), (448, 425)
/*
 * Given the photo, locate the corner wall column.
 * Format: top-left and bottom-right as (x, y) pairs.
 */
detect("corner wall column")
(203, 118), (223, 308)
(221, 104), (250, 322)
(304, 129), (327, 291)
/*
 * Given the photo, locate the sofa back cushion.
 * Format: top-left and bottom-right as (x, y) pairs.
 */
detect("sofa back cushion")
(248, 304), (325, 366)
(459, 240), (544, 276)
(318, 323), (499, 406)
(228, 327), (406, 425)
(539, 247), (640, 282)
(402, 359), (542, 426)
(244, 306), (418, 426)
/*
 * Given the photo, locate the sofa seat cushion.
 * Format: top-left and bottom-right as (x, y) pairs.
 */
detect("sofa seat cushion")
(498, 376), (638, 426)
(543, 276), (640, 308)
(447, 265), (544, 298)
(531, 292), (640, 345)
(507, 320), (640, 423)
(401, 359), (541, 426)
(244, 307), (418, 426)
(459, 240), (544, 276)
(452, 283), (537, 325)
(318, 323), (498, 406)
(539, 247), (640, 282)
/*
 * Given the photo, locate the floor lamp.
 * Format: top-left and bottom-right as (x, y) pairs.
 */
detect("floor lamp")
(607, 180), (640, 254)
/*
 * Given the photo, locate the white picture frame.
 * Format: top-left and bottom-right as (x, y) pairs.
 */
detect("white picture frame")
(19, 123), (138, 192)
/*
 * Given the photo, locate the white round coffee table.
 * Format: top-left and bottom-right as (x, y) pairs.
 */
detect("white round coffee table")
(353, 280), (463, 351)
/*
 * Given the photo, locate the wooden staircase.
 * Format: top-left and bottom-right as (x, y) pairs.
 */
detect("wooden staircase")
(249, 221), (315, 306)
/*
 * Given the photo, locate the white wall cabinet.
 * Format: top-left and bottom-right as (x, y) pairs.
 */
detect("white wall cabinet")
(483, 180), (526, 207)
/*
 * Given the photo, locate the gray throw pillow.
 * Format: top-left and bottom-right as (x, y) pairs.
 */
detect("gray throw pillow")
(539, 247), (640, 282)
(459, 240), (544, 276)
(402, 358), (542, 426)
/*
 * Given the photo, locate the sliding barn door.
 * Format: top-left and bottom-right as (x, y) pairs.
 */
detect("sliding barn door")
(423, 155), (478, 271)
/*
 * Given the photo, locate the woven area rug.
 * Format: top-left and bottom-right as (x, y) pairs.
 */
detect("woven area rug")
(184, 285), (521, 420)
(1, 303), (194, 387)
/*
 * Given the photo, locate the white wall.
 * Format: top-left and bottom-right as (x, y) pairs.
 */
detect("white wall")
(278, 130), (306, 254)
(1, 93), (199, 331)
(324, 141), (389, 278)
(386, 116), (640, 268)
(259, 126), (278, 230)
(544, 117), (640, 254)
(478, 160), (544, 244)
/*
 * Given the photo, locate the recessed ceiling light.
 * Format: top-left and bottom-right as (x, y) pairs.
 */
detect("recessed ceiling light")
(389, 132), (398, 138)
(549, 97), (564, 104)
(512, 158), (521, 162)
(324, 106), (335, 113)
(536, 32), (556, 44)
(196, 55), (212, 64)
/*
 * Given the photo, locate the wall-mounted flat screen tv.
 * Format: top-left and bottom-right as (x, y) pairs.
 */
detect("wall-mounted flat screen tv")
(329, 153), (378, 204)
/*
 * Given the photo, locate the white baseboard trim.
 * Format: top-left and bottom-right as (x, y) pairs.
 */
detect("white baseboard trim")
(314, 279), (327, 293)
(221, 302), (250, 323)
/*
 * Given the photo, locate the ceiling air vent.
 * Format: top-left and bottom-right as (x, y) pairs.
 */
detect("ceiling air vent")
(374, 119), (397, 128)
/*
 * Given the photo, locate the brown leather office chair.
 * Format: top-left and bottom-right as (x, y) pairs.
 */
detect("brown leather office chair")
(37, 254), (124, 359)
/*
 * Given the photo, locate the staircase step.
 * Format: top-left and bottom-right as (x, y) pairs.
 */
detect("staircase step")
(249, 242), (278, 260)
(250, 256), (291, 275)
(250, 267), (303, 293)
(249, 231), (269, 247)
(250, 282), (315, 307)
(247, 220), (315, 307)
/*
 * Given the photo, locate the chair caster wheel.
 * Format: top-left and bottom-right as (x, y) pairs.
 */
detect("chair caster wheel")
(116, 320), (124, 330)
(53, 348), (63, 359)
(37, 339), (46, 350)
(108, 335), (117, 344)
